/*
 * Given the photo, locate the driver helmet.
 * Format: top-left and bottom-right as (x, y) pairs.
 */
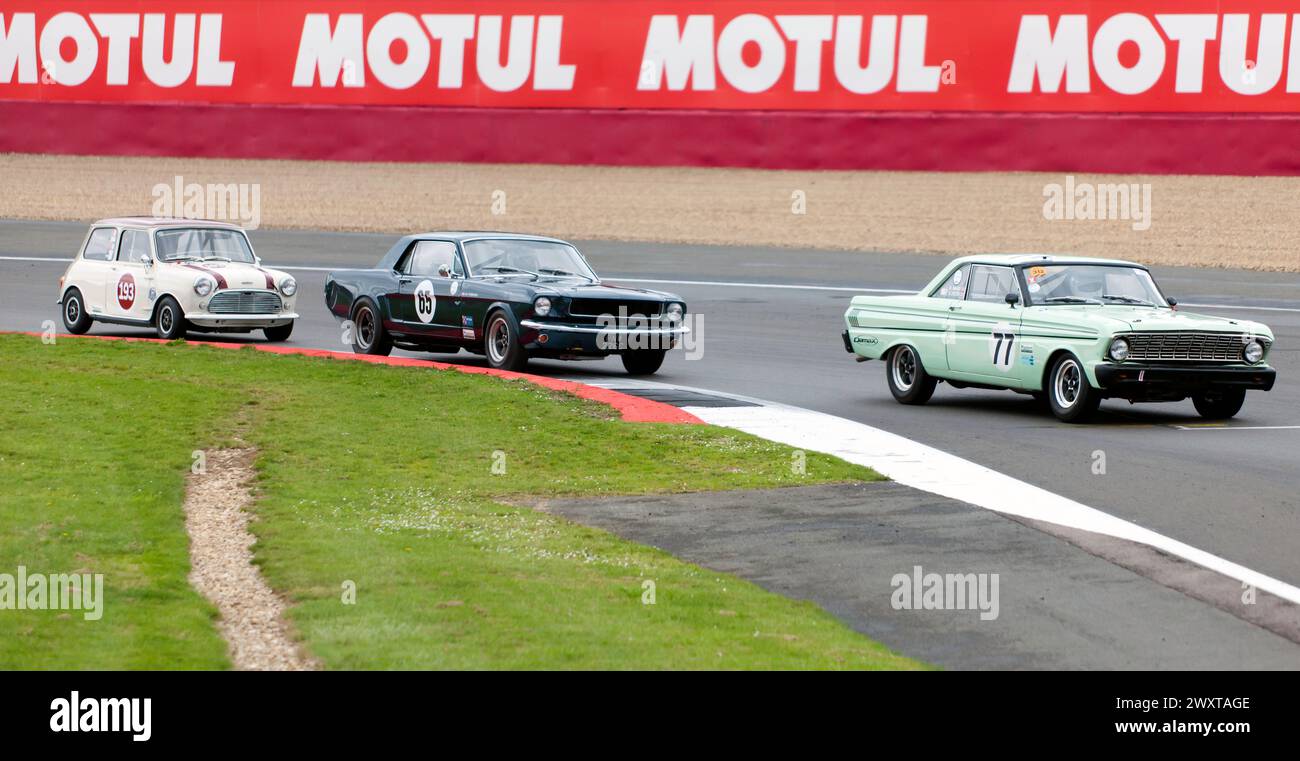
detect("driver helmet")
(1069, 269), (1104, 296)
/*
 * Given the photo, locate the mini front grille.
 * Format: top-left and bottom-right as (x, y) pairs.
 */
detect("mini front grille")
(568, 299), (663, 319)
(208, 290), (283, 315)
(1121, 332), (1261, 362)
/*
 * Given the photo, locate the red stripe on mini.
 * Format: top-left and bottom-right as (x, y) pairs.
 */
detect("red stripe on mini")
(182, 264), (228, 290)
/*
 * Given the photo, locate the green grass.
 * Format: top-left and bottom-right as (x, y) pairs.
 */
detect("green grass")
(0, 335), (919, 670)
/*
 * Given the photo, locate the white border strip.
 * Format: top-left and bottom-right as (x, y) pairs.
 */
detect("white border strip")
(560, 377), (1300, 608)
(681, 400), (1300, 606)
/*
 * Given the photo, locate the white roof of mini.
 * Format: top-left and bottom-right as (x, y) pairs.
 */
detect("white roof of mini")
(92, 217), (245, 230)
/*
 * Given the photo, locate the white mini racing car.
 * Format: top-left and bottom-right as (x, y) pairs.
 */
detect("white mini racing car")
(57, 218), (299, 341)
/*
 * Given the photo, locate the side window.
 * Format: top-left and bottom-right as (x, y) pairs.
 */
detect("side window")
(966, 265), (1020, 304)
(83, 228), (116, 261)
(933, 265), (969, 299)
(405, 241), (460, 278)
(117, 230), (151, 263)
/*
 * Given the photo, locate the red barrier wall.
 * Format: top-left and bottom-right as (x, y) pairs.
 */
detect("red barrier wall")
(5, 100), (1300, 175)
(6, 2), (1300, 174)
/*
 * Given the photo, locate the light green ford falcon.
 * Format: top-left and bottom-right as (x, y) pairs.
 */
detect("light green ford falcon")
(842, 255), (1277, 423)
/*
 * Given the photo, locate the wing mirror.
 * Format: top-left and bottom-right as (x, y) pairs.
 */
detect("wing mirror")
(140, 255), (154, 268)
(1005, 292), (1021, 307)
(438, 264), (452, 278)
(1167, 297), (1178, 309)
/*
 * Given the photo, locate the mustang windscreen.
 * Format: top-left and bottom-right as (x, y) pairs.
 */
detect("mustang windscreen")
(462, 240), (597, 281)
(1024, 265), (1166, 307)
(154, 229), (256, 263)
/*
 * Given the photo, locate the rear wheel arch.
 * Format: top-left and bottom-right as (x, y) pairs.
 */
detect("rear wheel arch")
(350, 297), (392, 355)
(881, 340), (913, 363)
(885, 342), (938, 405)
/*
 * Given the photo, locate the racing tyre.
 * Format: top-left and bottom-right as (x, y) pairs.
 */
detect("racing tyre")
(263, 322), (294, 343)
(621, 350), (666, 376)
(61, 288), (93, 335)
(485, 311), (528, 371)
(154, 297), (188, 340)
(351, 301), (392, 356)
(1192, 388), (1246, 420)
(886, 345), (937, 405)
(1046, 353), (1101, 423)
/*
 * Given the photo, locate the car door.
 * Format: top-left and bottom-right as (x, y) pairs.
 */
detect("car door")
(76, 226), (117, 317)
(104, 228), (156, 322)
(944, 264), (1026, 386)
(394, 240), (463, 341)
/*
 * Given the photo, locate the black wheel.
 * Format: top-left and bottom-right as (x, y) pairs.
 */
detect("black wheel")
(351, 301), (392, 356)
(621, 349), (666, 376)
(263, 322), (293, 343)
(886, 345), (937, 404)
(1192, 388), (1246, 420)
(484, 311), (527, 371)
(61, 288), (92, 334)
(154, 296), (188, 340)
(1046, 353), (1101, 423)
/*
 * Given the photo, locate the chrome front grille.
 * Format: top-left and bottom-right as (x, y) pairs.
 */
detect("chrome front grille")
(1121, 332), (1261, 362)
(208, 290), (282, 314)
(568, 299), (663, 319)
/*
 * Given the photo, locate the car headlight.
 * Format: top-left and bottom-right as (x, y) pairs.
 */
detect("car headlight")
(1244, 340), (1265, 364)
(193, 276), (214, 297)
(1108, 337), (1129, 361)
(665, 302), (685, 322)
(279, 277), (297, 297)
(534, 297), (552, 317)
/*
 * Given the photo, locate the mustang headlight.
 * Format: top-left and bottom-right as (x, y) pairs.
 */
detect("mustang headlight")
(278, 277), (297, 297)
(193, 276), (215, 297)
(665, 302), (685, 322)
(1108, 337), (1129, 361)
(534, 297), (552, 317)
(1244, 340), (1265, 364)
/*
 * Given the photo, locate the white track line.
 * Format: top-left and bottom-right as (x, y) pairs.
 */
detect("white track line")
(6, 256), (1299, 312)
(1173, 425), (1300, 431)
(607, 277), (911, 294)
(568, 377), (1300, 607)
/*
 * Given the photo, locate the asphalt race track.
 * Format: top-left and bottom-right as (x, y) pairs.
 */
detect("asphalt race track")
(3, 219), (1298, 668)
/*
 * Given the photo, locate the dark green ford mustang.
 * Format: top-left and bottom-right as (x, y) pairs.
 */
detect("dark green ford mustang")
(324, 232), (689, 374)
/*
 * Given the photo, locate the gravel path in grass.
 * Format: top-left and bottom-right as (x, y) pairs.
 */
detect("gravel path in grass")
(185, 448), (316, 671)
(2, 153), (1297, 271)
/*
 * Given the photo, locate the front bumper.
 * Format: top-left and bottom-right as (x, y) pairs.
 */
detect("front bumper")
(185, 312), (298, 329)
(519, 319), (689, 354)
(1094, 363), (1276, 395)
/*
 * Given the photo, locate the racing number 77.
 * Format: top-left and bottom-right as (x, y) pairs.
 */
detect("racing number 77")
(992, 331), (1015, 369)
